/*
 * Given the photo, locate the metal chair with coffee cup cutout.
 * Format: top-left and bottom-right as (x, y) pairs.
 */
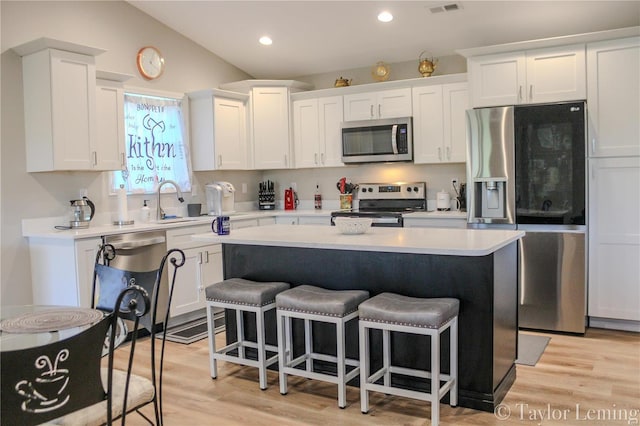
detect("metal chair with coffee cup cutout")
(42, 245), (186, 425)
(0, 285), (150, 426)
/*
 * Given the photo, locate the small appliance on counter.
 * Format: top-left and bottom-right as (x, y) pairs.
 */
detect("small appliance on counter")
(205, 182), (235, 216)
(69, 196), (95, 229)
(258, 180), (275, 210)
(436, 190), (451, 211)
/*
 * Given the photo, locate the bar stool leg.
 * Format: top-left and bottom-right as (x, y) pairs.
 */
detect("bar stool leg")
(236, 310), (245, 359)
(336, 318), (346, 408)
(305, 318), (313, 372)
(359, 321), (370, 414)
(277, 311), (288, 395)
(431, 330), (440, 426)
(382, 328), (391, 387)
(256, 308), (267, 390)
(206, 304), (218, 379)
(450, 317), (458, 407)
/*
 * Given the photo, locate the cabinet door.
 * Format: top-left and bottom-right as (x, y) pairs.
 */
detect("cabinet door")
(526, 44), (586, 104)
(252, 87), (291, 169)
(23, 49), (97, 171)
(170, 247), (204, 317)
(588, 157), (640, 321)
(343, 92), (377, 121)
(94, 80), (125, 171)
(412, 85), (444, 164)
(377, 88), (412, 119)
(443, 82), (469, 163)
(75, 238), (102, 308)
(293, 98), (320, 168)
(215, 97), (247, 169)
(587, 37), (640, 157)
(469, 52), (526, 107)
(318, 96), (344, 167)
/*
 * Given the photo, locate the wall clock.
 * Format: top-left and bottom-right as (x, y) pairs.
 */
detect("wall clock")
(136, 46), (165, 80)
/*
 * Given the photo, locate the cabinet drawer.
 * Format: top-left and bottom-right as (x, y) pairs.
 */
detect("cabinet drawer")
(166, 224), (212, 248)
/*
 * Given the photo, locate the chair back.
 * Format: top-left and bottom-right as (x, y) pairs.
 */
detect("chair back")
(91, 245), (186, 425)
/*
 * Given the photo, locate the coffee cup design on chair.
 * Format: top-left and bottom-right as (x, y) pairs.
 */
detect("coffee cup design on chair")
(15, 350), (70, 413)
(211, 216), (230, 235)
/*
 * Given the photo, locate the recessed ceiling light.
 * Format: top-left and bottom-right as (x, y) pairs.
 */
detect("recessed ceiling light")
(259, 36), (273, 46)
(377, 11), (393, 22)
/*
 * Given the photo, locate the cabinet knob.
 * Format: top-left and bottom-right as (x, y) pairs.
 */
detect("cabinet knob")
(92, 151), (97, 166)
(378, 104), (381, 117)
(518, 86), (523, 102)
(446, 146), (451, 160)
(370, 104), (374, 118)
(529, 85), (533, 101)
(218, 155), (222, 167)
(314, 153), (318, 165)
(438, 147), (442, 160)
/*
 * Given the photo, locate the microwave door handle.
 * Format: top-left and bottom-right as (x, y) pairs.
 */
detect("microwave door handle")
(391, 124), (398, 154)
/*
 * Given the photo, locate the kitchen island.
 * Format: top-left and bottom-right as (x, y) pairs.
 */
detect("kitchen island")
(193, 224), (525, 412)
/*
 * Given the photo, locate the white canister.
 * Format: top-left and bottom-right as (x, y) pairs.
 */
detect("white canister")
(436, 190), (451, 211)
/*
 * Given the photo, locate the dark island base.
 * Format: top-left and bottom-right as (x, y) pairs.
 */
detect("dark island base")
(222, 243), (518, 412)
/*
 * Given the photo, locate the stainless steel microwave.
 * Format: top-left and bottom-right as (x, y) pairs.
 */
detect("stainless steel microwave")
(341, 117), (413, 164)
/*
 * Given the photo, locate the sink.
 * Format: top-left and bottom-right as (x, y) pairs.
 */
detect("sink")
(151, 217), (203, 224)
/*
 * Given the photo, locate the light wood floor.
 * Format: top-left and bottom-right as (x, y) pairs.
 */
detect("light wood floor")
(112, 328), (639, 425)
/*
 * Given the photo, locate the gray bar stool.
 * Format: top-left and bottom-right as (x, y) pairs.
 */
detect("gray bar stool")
(358, 293), (459, 426)
(205, 278), (290, 390)
(276, 285), (369, 408)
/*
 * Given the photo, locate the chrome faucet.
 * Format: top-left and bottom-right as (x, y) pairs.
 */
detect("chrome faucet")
(156, 180), (185, 220)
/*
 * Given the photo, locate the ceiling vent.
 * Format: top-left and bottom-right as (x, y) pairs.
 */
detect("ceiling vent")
(428, 2), (463, 13)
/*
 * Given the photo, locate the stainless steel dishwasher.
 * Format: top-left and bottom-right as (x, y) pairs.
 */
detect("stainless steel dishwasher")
(102, 230), (168, 328)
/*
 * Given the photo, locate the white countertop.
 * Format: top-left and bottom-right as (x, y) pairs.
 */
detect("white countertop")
(21, 209), (466, 240)
(192, 224), (524, 256)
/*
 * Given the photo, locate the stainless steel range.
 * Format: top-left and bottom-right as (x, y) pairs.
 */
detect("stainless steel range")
(331, 182), (426, 227)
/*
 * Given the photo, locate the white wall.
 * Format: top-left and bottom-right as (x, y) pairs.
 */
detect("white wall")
(0, 0), (252, 305)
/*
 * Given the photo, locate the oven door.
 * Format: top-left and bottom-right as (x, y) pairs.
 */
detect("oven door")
(330, 212), (403, 227)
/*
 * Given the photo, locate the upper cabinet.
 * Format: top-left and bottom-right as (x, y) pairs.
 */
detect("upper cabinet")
(188, 89), (248, 170)
(412, 82), (468, 164)
(587, 36), (640, 158)
(251, 86), (292, 169)
(343, 88), (412, 121)
(95, 71), (132, 172)
(292, 95), (344, 168)
(14, 38), (122, 172)
(468, 44), (586, 107)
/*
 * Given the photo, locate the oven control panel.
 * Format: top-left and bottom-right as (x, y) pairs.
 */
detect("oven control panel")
(358, 182), (426, 200)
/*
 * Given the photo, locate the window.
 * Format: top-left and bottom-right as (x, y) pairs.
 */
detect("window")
(112, 92), (191, 194)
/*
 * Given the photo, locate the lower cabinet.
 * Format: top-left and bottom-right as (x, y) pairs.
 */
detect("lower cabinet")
(166, 225), (223, 319)
(27, 237), (101, 308)
(403, 217), (467, 228)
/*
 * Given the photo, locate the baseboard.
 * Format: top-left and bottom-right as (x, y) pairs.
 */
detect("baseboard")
(589, 317), (640, 332)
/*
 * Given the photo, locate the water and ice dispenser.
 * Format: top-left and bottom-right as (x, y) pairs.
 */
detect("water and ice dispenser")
(475, 179), (507, 219)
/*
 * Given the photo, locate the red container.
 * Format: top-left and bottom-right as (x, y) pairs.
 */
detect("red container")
(284, 189), (295, 210)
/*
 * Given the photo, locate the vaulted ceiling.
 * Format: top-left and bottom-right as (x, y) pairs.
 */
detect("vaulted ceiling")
(129, 1), (640, 79)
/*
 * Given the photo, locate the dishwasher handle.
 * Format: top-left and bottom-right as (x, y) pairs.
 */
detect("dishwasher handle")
(109, 236), (166, 250)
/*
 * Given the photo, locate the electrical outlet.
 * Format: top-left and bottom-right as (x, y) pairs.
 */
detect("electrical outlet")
(241, 183), (247, 194)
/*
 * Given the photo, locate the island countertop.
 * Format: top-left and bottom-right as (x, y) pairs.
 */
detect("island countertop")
(193, 224), (525, 256)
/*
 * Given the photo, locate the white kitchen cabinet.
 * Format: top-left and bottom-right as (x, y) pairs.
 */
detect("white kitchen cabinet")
(469, 44), (586, 107)
(166, 225), (222, 318)
(21, 48), (99, 171)
(28, 237), (101, 308)
(343, 88), (412, 121)
(293, 96), (344, 168)
(188, 89), (248, 170)
(94, 74), (128, 171)
(251, 86), (292, 169)
(275, 215), (330, 225)
(231, 218), (259, 229)
(587, 37), (640, 158)
(588, 157), (640, 324)
(412, 82), (468, 164)
(276, 216), (299, 225)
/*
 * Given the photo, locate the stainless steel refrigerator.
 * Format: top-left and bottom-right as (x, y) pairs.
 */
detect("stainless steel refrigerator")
(466, 102), (587, 334)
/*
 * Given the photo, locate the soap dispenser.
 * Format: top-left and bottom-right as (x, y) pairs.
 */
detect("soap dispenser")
(141, 200), (151, 223)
